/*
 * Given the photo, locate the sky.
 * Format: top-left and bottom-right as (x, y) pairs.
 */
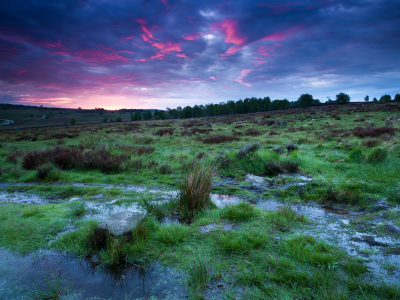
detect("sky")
(0, 0), (399, 110)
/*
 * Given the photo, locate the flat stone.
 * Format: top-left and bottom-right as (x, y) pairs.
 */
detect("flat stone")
(97, 211), (146, 236)
(384, 224), (400, 235)
(223, 224), (233, 231)
(245, 174), (271, 187)
(200, 223), (218, 235)
(92, 194), (104, 199)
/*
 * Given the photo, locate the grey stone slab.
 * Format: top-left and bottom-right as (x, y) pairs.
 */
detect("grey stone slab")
(97, 211), (146, 235)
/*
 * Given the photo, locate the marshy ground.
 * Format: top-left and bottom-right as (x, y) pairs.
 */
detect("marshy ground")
(0, 101), (399, 299)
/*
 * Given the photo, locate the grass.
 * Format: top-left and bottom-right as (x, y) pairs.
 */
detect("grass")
(221, 202), (256, 221)
(176, 161), (215, 219)
(23, 272), (74, 300)
(0, 102), (400, 298)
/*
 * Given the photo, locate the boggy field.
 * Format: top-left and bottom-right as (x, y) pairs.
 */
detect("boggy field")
(0, 101), (400, 299)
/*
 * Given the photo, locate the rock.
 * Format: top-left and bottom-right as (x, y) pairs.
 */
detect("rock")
(223, 224), (233, 231)
(245, 174), (271, 187)
(92, 194), (103, 199)
(200, 223), (218, 235)
(370, 199), (391, 212)
(350, 236), (388, 247)
(369, 213), (387, 223)
(97, 211), (145, 236)
(384, 224), (400, 235)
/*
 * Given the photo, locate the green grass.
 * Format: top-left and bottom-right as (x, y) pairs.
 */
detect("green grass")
(1, 103), (400, 298)
(221, 202), (256, 221)
(0, 203), (68, 253)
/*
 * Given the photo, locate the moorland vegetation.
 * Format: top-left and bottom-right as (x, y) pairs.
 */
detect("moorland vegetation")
(0, 100), (400, 299)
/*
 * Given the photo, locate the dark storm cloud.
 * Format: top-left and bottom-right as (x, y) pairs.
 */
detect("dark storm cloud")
(0, 0), (399, 108)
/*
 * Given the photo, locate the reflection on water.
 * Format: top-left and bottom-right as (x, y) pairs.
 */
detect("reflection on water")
(0, 249), (184, 300)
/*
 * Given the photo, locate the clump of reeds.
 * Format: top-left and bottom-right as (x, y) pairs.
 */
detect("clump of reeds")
(176, 162), (215, 219)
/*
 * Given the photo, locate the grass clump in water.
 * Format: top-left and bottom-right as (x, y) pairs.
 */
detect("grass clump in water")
(221, 202), (255, 222)
(271, 205), (307, 231)
(176, 161), (215, 220)
(23, 272), (74, 300)
(68, 202), (87, 217)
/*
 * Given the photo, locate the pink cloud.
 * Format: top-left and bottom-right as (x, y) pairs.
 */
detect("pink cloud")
(209, 76), (216, 80)
(141, 34), (149, 42)
(252, 60), (268, 66)
(261, 26), (302, 42)
(152, 42), (182, 52)
(213, 19), (245, 45)
(235, 69), (252, 87)
(73, 49), (130, 63)
(212, 19), (247, 55)
(176, 53), (188, 58)
(182, 33), (200, 40)
(141, 26), (154, 39)
(150, 52), (165, 60)
(134, 18), (147, 24)
(257, 46), (274, 56)
(160, 0), (168, 6)
(120, 36), (134, 42)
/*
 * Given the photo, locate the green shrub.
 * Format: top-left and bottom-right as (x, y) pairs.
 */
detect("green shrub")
(219, 231), (252, 252)
(159, 164), (172, 174)
(342, 259), (367, 276)
(137, 198), (174, 221)
(238, 142), (261, 157)
(264, 161), (283, 176)
(272, 206), (306, 231)
(36, 163), (57, 180)
(245, 229), (268, 248)
(156, 225), (191, 245)
(348, 148), (364, 163)
(367, 147), (387, 164)
(221, 202), (255, 222)
(22, 206), (41, 218)
(69, 202), (87, 217)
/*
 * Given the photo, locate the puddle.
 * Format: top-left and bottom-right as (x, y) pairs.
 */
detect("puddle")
(0, 191), (53, 205)
(2, 181), (399, 285)
(211, 194), (241, 207)
(0, 249), (185, 300)
(256, 200), (400, 284)
(282, 173), (313, 181)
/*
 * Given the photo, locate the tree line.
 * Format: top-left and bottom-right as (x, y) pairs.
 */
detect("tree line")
(129, 92), (399, 120)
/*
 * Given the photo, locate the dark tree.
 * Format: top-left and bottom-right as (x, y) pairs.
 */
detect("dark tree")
(395, 94), (400, 101)
(143, 110), (152, 120)
(298, 93), (314, 107)
(364, 95), (369, 102)
(69, 117), (76, 125)
(379, 94), (391, 102)
(335, 92), (350, 104)
(372, 97), (378, 102)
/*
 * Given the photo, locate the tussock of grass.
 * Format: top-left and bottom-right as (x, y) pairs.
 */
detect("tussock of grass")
(221, 202), (255, 222)
(176, 161), (215, 219)
(156, 225), (192, 245)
